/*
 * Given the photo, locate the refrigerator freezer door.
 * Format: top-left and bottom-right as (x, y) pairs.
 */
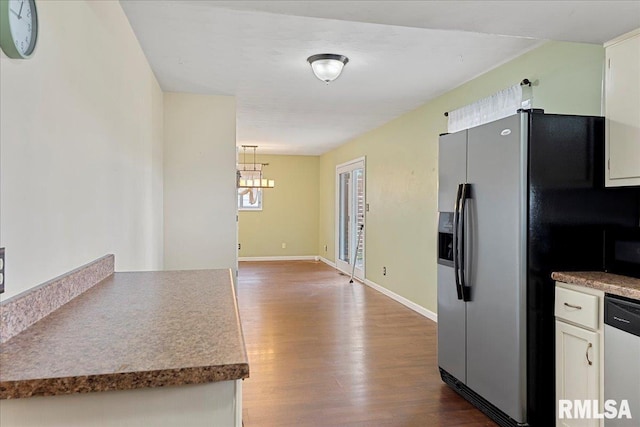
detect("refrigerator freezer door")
(438, 131), (468, 212)
(438, 130), (468, 383)
(465, 114), (527, 423)
(437, 264), (467, 382)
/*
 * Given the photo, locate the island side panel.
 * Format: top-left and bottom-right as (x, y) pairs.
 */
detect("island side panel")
(0, 380), (241, 427)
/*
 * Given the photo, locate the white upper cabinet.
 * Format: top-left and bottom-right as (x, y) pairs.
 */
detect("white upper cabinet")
(605, 28), (640, 187)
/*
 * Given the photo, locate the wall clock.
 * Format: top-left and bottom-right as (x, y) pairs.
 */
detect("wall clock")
(0, 0), (38, 59)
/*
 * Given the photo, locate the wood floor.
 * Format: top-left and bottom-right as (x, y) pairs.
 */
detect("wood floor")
(237, 261), (497, 427)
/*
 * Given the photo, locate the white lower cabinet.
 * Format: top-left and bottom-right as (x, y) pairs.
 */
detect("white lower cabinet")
(556, 321), (601, 427)
(555, 283), (604, 427)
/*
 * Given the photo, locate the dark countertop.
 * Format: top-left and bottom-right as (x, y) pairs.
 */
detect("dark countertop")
(552, 271), (640, 300)
(0, 269), (249, 399)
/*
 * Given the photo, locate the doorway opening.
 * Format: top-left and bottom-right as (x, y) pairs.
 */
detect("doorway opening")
(335, 157), (365, 280)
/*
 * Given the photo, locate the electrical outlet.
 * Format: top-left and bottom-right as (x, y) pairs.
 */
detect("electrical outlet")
(383, 266), (387, 276)
(324, 245), (328, 252)
(238, 243), (241, 250)
(366, 203), (370, 212)
(0, 247), (5, 294)
(282, 242), (287, 249)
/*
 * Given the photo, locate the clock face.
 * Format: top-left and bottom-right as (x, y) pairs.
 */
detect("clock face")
(7, 0), (37, 57)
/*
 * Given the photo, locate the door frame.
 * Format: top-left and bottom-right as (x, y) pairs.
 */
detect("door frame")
(335, 156), (366, 280)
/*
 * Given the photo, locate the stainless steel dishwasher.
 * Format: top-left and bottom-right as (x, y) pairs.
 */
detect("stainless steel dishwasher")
(604, 294), (640, 426)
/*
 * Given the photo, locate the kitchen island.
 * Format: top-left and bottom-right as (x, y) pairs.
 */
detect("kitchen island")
(0, 266), (248, 426)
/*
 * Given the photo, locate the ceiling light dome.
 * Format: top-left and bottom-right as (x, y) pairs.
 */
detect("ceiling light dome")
(307, 54), (349, 83)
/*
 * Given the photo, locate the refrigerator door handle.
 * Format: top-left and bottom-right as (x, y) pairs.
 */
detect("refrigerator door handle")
(460, 183), (472, 302)
(453, 183), (464, 300)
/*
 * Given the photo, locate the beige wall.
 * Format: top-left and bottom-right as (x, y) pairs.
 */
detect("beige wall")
(319, 41), (605, 314)
(163, 93), (237, 271)
(239, 155), (319, 258)
(0, 1), (164, 300)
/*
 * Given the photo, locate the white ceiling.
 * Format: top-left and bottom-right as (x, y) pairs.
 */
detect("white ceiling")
(120, 1), (640, 155)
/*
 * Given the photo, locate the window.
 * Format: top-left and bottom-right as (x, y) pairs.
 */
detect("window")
(238, 169), (263, 211)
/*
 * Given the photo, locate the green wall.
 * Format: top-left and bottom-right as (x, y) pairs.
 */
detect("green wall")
(239, 155), (319, 258)
(318, 41), (605, 314)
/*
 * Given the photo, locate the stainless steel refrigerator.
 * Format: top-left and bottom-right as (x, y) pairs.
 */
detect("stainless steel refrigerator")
(437, 110), (639, 427)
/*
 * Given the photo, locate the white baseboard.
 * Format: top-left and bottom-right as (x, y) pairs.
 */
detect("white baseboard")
(318, 256), (336, 268)
(239, 255), (319, 262)
(318, 258), (436, 322)
(363, 278), (438, 323)
(241, 255), (437, 322)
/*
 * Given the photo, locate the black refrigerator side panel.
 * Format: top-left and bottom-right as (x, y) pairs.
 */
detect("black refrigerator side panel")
(526, 112), (640, 427)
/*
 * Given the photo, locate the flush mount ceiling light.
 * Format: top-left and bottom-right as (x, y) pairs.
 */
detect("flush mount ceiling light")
(307, 53), (349, 84)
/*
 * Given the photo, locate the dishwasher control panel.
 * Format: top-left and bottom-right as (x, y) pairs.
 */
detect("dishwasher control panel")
(605, 294), (640, 337)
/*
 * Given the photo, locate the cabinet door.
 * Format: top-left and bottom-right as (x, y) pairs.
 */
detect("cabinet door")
(605, 31), (640, 187)
(556, 321), (600, 427)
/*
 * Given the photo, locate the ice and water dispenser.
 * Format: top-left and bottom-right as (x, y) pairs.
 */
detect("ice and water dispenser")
(438, 212), (454, 267)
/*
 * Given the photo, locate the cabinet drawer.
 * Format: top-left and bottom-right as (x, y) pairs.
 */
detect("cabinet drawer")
(555, 287), (599, 330)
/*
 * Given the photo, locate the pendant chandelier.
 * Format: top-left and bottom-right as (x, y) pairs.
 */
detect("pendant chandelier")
(237, 145), (275, 189)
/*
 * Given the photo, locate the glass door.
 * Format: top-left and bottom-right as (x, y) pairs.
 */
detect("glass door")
(336, 158), (365, 280)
